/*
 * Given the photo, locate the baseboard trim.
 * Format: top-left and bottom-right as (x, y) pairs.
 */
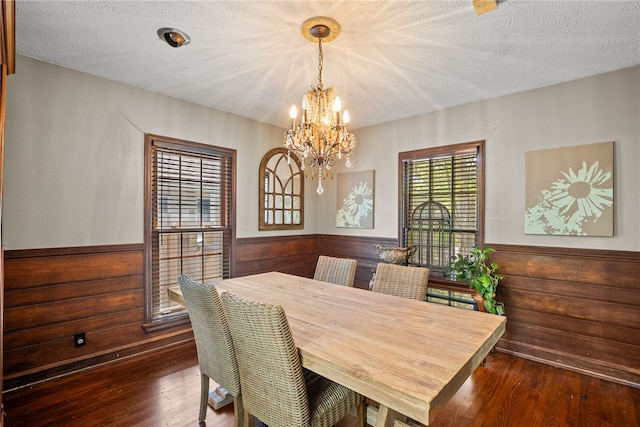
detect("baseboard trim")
(3, 334), (195, 393)
(496, 345), (639, 389)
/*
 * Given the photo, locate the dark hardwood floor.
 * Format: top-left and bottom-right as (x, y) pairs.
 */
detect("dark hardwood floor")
(3, 341), (639, 427)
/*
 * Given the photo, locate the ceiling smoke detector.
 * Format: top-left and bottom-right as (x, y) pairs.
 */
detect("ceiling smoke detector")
(157, 27), (191, 48)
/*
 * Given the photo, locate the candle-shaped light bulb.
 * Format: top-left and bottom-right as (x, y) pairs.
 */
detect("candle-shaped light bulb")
(343, 110), (350, 125)
(333, 97), (342, 125)
(333, 97), (342, 112)
(289, 105), (297, 130)
(302, 95), (309, 123)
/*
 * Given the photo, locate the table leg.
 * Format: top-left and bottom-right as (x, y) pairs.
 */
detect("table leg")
(208, 385), (233, 409)
(375, 404), (407, 427)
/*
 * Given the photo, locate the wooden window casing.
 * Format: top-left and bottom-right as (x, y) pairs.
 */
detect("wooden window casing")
(399, 141), (484, 275)
(143, 134), (236, 331)
(259, 147), (304, 230)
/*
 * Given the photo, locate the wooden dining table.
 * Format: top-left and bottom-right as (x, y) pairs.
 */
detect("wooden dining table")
(169, 271), (506, 427)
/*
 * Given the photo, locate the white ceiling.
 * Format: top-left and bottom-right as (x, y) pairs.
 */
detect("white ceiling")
(15, 1), (640, 130)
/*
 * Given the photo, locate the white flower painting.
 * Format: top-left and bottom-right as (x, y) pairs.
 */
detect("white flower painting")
(337, 170), (374, 229)
(525, 141), (614, 236)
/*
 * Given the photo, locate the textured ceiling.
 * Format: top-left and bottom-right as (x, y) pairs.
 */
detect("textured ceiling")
(15, 1), (640, 130)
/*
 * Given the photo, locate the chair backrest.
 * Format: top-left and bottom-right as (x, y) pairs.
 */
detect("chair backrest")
(221, 291), (311, 427)
(178, 275), (241, 397)
(371, 263), (430, 301)
(313, 255), (358, 287)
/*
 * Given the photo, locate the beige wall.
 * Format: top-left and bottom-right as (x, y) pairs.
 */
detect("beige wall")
(5, 56), (639, 251)
(322, 65), (640, 251)
(5, 55), (318, 250)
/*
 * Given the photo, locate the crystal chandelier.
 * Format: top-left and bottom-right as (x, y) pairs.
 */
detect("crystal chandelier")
(284, 17), (356, 195)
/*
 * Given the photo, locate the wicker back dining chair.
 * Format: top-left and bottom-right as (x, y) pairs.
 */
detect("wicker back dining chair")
(313, 255), (358, 287)
(220, 291), (366, 427)
(371, 263), (430, 301)
(177, 275), (244, 426)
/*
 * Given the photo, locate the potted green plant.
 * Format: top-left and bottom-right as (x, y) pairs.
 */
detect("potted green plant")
(446, 247), (505, 315)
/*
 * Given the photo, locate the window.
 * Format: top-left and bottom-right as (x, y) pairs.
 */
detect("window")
(259, 147), (304, 230)
(144, 134), (235, 331)
(399, 140), (484, 275)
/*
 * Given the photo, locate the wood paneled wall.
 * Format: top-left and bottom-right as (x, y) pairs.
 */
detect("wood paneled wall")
(487, 243), (640, 387)
(3, 235), (396, 388)
(3, 238), (638, 389)
(1, 3), (16, 420)
(3, 245), (193, 390)
(235, 234), (319, 278)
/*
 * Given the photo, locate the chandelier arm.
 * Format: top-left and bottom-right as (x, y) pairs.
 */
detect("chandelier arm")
(304, 138), (322, 157)
(323, 134), (347, 153)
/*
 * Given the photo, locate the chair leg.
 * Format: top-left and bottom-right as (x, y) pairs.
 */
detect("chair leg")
(233, 395), (244, 427)
(356, 400), (367, 427)
(199, 373), (210, 422)
(243, 411), (256, 427)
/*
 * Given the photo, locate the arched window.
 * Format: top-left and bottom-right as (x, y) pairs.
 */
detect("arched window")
(259, 148), (304, 230)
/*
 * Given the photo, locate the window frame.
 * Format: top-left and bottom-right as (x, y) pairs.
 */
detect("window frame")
(143, 133), (236, 332)
(259, 147), (304, 231)
(398, 140), (485, 275)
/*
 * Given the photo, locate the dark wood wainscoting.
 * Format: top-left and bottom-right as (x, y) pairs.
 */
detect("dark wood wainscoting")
(236, 234), (397, 289)
(317, 234), (396, 289)
(3, 245), (193, 390)
(4, 239), (637, 390)
(235, 234), (320, 278)
(488, 243), (640, 387)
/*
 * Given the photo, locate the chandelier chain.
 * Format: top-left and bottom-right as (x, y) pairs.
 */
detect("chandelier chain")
(317, 38), (324, 89)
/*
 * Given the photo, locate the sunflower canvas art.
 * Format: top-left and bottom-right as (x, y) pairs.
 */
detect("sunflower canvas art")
(336, 170), (374, 229)
(524, 141), (614, 236)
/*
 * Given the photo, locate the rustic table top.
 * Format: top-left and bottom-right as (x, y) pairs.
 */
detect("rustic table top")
(170, 271), (506, 426)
